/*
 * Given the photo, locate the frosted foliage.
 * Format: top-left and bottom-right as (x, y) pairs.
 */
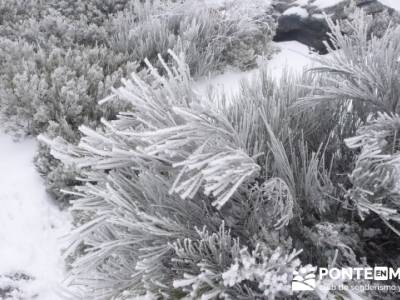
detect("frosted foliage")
(299, 10), (400, 115)
(222, 247), (303, 299)
(299, 9), (400, 237)
(0, 0), (275, 205)
(345, 113), (400, 229)
(41, 53), (325, 299)
(36, 6), (400, 300)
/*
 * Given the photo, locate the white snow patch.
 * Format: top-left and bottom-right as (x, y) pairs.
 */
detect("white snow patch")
(263, 41), (314, 80)
(194, 41), (314, 102)
(194, 68), (258, 102)
(311, 0), (345, 9)
(312, 13), (325, 19)
(295, 0), (309, 7)
(283, 7), (309, 18)
(378, 0), (400, 11)
(0, 134), (71, 299)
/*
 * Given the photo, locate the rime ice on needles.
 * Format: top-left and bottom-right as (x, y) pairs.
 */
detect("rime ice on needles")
(42, 52), (318, 299)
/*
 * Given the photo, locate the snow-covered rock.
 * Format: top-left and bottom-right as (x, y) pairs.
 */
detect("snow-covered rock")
(274, 0), (400, 54)
(274, 11), (330, 54)
(312, 0), (345, 9)
(283, 7), (309, 18)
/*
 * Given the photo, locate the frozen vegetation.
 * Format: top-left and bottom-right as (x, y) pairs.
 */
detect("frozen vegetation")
(1, 0), (400, 299)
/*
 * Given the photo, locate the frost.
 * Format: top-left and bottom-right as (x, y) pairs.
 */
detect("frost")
(222, 247), (303, 299)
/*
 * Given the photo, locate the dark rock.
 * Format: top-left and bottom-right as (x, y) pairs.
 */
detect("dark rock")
(274, 13), (331, 54)
(273, 0), (400, 54)
(356, 0), (378, 6)
(362, 2), (385, 14)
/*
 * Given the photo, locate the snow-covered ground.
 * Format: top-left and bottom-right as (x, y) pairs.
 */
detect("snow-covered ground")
(194, 41), (314, 101)
(311, 0), (345, 9)
(0, 134), (71, 300)
(378, 0), (400, 11)
(265, 41), (314, 79)
(311, 0), (400, 11)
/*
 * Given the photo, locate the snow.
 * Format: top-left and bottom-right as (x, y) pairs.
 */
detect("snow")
(265, 41), (314, 80)
(194, 41), (314, 101)
(312, 13), (326, 19)
(295, 0), (309, 6)
(283, 7), (309, 18)
(0, 134), (71, 299)
(311, 0), (400, 11)
(311, 0), (345, 9)
(378, 0), (400, 11)
(194, 68), (258, 102)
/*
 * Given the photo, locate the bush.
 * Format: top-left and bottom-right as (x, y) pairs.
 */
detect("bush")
(296, 10), (400, 292)
(299, 10), (400, 116)
(299, 10), (400, 234)
(107, 0), (276, 75)
(42, 9), (400, 299)
(0, 0), (276, 204)
(42, 50), (365, 299)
